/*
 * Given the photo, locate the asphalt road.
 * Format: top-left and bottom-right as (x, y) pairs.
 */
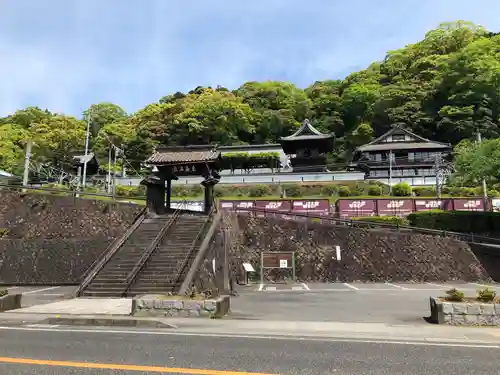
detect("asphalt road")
(0, 328), (498, 375)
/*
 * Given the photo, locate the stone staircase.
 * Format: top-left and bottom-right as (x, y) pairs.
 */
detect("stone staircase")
(125, 214), (207, 297)
(81, 216), (172, 297)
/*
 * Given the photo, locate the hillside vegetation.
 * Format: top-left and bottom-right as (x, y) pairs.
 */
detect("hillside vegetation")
(2, 21), (499, 179)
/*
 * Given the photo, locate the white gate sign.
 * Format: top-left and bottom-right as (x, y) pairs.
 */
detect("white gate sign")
(279, 259), (288, 268)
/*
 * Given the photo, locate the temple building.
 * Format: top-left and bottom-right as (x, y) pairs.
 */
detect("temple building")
(349, 125), (452, 186)
(279, 119), (335, 172)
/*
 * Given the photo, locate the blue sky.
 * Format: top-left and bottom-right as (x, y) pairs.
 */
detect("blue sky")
(1, 0), (500, 118)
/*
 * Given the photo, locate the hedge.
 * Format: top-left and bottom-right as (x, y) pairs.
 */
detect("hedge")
(352, 216), (410, 226)
(408, 210), (500, 234)
(221, 152), (281, 171)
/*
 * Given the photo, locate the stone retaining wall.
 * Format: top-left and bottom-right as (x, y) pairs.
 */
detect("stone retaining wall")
(0, 237), (112, 285)
(216, 213), (492, 283)
(132, 295), (230, 318)
(430, 297), (500, 326)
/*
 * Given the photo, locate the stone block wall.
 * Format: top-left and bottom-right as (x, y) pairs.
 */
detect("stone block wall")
(0, 191), (141, 239)
(0, 191), (142, 284)
(208, 213), (492, 283)
(132, 295), (230, 318)
(0, 237), (114, 284)
(430, 297), (500, 326)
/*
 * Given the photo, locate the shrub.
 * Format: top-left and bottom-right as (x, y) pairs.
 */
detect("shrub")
(351, 216), (409, 226)
(477, 288), (496, 302)
(338, 185), (351, 197)
(392, 182), (412, 197)
(0, 289), (7, 297)
(0, 228), (9, 238)
(282, 184), (302, 197)
(408, 210), (500, 234)
(367, 185), (382, 196)
(445, 288), (464, 302)
(320, 184), (338, 196)
(412, 186), (436, 197)
(248, 184), (272, 197)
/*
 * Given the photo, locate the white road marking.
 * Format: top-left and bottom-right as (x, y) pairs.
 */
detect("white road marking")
(301, 283), (310, 291)
(343, 283), (359, 291)
(266, 286), (277, 291)
(291, 286), (304, 291)
(258, 283), (264, 291)
(0, 326), (498, 349)
(385, 282), (409, 290)
(23, 286), (60, 295)
(7, 287), (19, 290)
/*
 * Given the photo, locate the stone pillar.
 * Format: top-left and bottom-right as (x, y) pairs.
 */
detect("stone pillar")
(201, 178), (217, 214)
(142, 175), (166, 215)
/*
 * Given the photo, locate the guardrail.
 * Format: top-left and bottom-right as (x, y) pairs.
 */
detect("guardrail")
(233, 207), (500, 246)
(75, 206), (147, 297)
(122, 201), (187, 296)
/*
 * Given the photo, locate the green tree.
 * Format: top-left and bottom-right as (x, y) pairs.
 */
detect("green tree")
(235, 81), (311, 143)
(83, 102), (128, 138)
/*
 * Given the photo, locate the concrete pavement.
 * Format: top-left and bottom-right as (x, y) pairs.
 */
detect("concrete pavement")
(0, 327), (499, 374)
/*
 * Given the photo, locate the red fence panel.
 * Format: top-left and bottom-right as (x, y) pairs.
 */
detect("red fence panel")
(414, 199), (454, 212)
(376, 199), (414, 217)
(291, 199), (330, 215)
(452, 198), (485, 211)
(254, 200), (292, 218)
(219, 200), (235, 211)
(336, 199), (376, 219)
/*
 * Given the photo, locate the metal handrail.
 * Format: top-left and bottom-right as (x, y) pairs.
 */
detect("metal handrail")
(122, 200), (187, 296)
(171, 205), (216, 292)
(75, 206), (147, 296)
(234, 206), (500, 246)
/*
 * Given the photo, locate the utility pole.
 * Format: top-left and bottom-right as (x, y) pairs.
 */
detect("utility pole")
(434, 154), (442, 198)
(477, 131), (489, 210)
(82, 111), (92, 189)
(112, 145), (118, 198)
(388, 150), (393, 195)
(22, 141), (33, 187)
(107, 145), (112, 194)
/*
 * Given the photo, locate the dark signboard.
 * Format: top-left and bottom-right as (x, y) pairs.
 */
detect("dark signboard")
(336, 199), (376, 219)
(262, 252), (294, 268)
(290, 199), (330, 216)
(376, 199), (414, 217)
(453, 198), (484, 211)
(414, 199), (453, 212)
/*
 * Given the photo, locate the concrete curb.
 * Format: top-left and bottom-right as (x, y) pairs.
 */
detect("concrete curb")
(41, 317), (178, 329)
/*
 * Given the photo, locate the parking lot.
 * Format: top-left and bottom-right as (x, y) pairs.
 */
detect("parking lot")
(231, 282), (500, 324)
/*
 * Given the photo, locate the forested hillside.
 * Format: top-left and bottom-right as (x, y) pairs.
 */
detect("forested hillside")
(1, 21), (499, 175)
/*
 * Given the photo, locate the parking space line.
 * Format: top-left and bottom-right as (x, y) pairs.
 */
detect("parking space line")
(469, 283), (494, 288)
(385, 282), (409, 290)
(258, 283), (264, 291)
(266, 286), (277, 291)
(301, 283), (310, 291)
(23, 286), (60, 295)
(7, 287), (19, 290)
(426, 282), (445, 288)
(343, 283), (359, 291)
